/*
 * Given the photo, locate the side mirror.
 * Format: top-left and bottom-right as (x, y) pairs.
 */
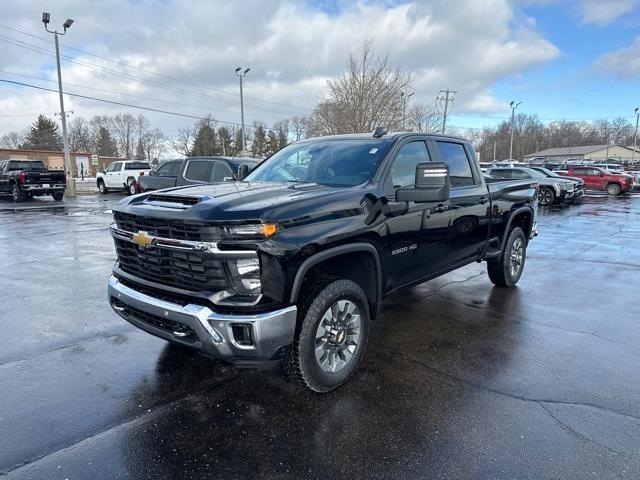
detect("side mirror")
(598, 172), (604, 177)
(149, 170), (156, 176)
(396, 162), (450, 203)
(100, 169), (105, 174)
(237, 164), (249, 180)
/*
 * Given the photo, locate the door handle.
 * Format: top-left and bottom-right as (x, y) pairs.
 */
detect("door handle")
(479, 197), (488, 205)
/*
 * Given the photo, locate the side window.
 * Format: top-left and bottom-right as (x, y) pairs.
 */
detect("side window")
(211, 162), (234, 182)
(155, 162), (173, 176)
(185, 160), (214, 182)
(168, 161), (182, 176)
(390, 141), (430, 188)
(511, 170), (531, 180)
(490, 169), (512, 179)
(435, 141), (475, 187)
(106, 162), (121, 172)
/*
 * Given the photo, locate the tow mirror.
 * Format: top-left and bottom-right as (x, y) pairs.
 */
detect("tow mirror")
(237, 164), (249, 180)
(396, 162), (450, 203)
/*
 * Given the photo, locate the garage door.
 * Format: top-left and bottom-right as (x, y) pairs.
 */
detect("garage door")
(48, 156), (64, 170)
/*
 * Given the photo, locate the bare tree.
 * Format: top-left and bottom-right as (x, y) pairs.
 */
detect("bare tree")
(110, 113), (137, 158)
(308, 41), (412, 135)
(68, 117), (93, 152)
(405, 103), (442, 133)
(143, 128), (166, 162)
(1, 131), (25, 149)
(289, 115), (309, 141)
(172, 126), (194, 157)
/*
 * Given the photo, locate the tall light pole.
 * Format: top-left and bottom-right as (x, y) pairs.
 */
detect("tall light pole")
(632, 107), (639, 164)
(235, 67), (250, 153)
(509, 101), (521, 161)
(43, 12), (76, 197)
(400, 91), (414, 131)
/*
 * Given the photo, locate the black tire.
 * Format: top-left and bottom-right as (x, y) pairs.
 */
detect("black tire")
(127, 181), (137, 195)
(538, 187), (555, 205)
(11, 183), (26, 202)
(98, 180), (108, 194)
(488, 226), (527, 287)
(606, 183), (621, 196)
(52, 192), (64, 201)
(283, 277), (370, 393)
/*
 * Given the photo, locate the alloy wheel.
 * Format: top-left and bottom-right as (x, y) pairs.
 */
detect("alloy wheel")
(510, 237), (524, 277)
(314, 300), (361, 373)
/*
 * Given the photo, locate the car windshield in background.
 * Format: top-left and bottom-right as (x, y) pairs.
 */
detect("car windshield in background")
(245, 139), (393, 187)
(8, 161), (47, 171)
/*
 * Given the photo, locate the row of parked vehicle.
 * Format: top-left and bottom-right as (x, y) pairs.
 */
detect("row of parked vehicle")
(483, 163), (637, 206)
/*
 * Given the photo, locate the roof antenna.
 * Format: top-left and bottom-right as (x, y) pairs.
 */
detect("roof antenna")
(372, 126), (387, 138)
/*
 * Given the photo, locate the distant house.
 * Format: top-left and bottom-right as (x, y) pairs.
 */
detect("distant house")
(523, 144), (640, 164)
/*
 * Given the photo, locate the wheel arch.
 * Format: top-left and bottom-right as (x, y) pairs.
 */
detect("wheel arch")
(289, 243), (382, 319)
(500, 207), (534, 253)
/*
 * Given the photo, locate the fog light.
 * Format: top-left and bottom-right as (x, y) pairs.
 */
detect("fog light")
(224, 257), (261, 294)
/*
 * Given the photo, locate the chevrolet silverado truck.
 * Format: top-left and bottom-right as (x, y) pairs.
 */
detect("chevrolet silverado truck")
(138, 156), (260, 193)
(108, 132), (538, 392)
(97, 160), (151, 195)
(0, 159), (66, 202)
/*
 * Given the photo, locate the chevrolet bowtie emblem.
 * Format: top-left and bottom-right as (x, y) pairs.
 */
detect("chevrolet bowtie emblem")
(131, 230), (154, 248)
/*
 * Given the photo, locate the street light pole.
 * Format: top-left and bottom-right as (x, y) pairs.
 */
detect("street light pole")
(235, 67), (250, 153)
(43, 12), (75, 196)
(509, 101), (521, 161)
(400, 91), (414, 131)
(632, 107), (639, 165)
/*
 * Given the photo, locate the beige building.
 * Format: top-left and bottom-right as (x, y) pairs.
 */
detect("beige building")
(0, 148), (128, 177)
(523, 144), (640, 164)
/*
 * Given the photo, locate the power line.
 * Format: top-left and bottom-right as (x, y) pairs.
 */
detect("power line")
(0, 78), (255, 129)
(0, 23), (311, 113)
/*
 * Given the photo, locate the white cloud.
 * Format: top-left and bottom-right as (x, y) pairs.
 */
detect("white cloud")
(574, 0), (640, 26)
(0, 0), (559, 136)
(594, 35), (640, 76)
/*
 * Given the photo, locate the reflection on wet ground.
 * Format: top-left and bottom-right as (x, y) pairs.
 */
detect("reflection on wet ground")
(1, 193), (639, 479)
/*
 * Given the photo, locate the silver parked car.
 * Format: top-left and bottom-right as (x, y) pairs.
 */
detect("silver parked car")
(487, 166), (579, 206)
(529, 166), (585, 197)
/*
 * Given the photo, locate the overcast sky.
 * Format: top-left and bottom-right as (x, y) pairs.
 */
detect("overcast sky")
(1, 0), (639, 140)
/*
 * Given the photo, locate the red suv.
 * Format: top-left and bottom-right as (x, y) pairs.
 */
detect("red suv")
(562, 166), (632, 196)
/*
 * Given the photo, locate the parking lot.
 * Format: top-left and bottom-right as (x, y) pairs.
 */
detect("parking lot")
(1, 192), (639, 479)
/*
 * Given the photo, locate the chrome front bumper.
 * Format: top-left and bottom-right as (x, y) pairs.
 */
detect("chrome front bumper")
(108, 276), (297, 364)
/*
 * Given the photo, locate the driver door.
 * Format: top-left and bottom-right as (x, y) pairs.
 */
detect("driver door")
(383, 140), (451, 290)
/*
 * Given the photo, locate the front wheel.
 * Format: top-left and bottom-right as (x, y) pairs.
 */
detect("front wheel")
(487, 226), (527, 287)
(606, 183), (621, 196)
(538, 187), (555, 206)
(283, 278), (370, 393)
(98, 181), (108, 194)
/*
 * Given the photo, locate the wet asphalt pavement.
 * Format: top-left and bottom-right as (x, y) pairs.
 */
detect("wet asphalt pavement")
(1, 192), (639, 479)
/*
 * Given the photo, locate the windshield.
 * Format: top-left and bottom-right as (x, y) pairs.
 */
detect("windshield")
(534, 167), (559, 177)
(8, 161), (47, 172)
(245, 139), (393, 187)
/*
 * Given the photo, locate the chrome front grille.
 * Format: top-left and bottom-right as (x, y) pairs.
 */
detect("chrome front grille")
(113, 212), (220, 242)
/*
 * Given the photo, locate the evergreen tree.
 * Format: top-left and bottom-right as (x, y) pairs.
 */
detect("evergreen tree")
(233, 127), (244, 155)
(190, 117), (217, 156)
(135, 140), (146, 159)
(251, 123), (267, 157)
(95, 127), (118, 156)
(266, 130), (279, 155)
(22, 115), (63, 150)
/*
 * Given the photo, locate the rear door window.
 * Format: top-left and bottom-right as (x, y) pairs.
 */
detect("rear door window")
(185, 160), (214, 182)
(435, 141), (475, 187)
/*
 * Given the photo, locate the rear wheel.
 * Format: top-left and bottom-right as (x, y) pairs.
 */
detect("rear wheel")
(52, 192), (64, 201)
(127, 181), (137, 195)
(11, 184), (26, 202)
(488, 226), (527, 287)
(606, 183), (621, 196)
(98, 180), (108, 194)
(283, 277), (370, 393)
(538, 187), (555, 205)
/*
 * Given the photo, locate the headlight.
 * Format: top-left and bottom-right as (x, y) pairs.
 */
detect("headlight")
(561, 181), (573, 189)
(225, 224), (277, 238)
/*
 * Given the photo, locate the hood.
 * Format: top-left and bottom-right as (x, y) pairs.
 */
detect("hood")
(117, 181), (372, 223)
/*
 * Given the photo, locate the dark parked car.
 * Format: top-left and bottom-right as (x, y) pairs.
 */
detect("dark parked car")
(0, 159), (65, 202)
(138, 156), (260, 192)
(108, 132), (537, 392)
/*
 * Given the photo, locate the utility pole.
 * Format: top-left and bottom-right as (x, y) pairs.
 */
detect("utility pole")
(493, 141), (497, 162)
(438, 89), (457, 134)
(509, 101), (522, 161)
(235, 67), (250, 153)
(400, 91), (414, 131)
(632, 107), (639, 164)
(43, 12), (76, 196)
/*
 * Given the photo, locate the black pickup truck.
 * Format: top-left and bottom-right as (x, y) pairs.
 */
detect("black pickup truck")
(138, 156), (260, 193)
(108, 132), (537, 392)
(0, 159), (66, 202)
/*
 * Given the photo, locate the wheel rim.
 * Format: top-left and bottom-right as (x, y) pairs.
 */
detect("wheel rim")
(99, 183), (104, 192)
(314, 299), (361, 373)
(539, 189), (553, 205)
(12, 186), (18, 201)
(509, 237), (524, 277)
(130, 185), (135, 194)
(608, 185), (619, 195)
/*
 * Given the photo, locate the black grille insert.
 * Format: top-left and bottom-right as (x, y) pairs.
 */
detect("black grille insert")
(113, 212), (220, 242)
(112, 298), (196, 340)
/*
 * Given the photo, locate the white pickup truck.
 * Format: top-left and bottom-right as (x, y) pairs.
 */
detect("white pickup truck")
(97, 160), (152, 195)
